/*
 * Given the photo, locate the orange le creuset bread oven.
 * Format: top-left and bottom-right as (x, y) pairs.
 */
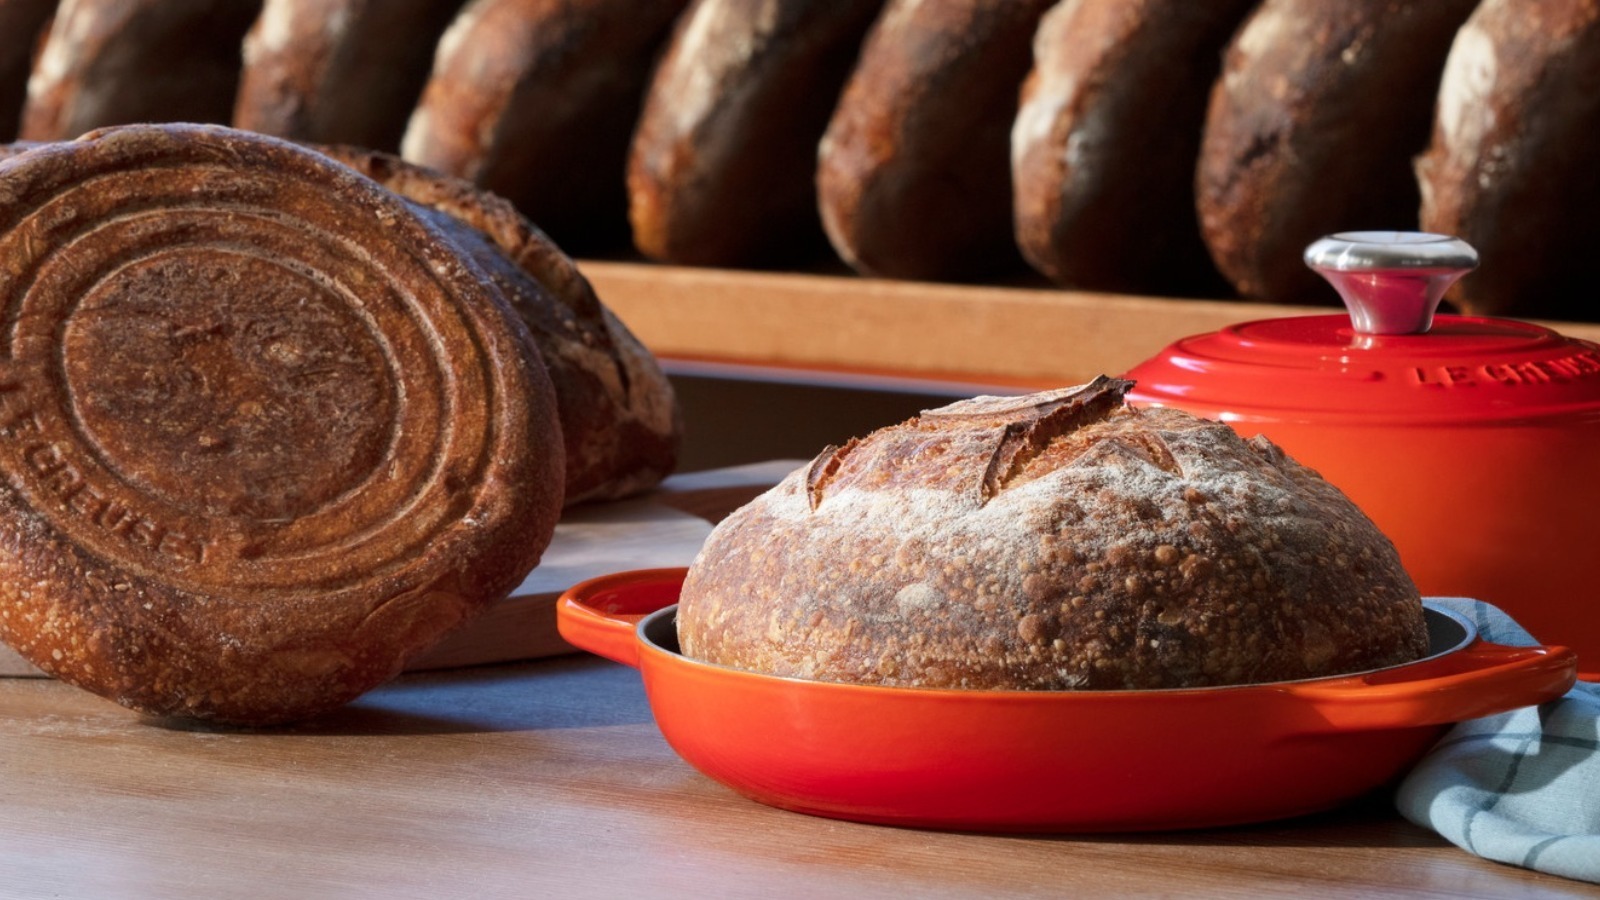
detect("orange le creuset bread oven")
(557, 568), (1575, 832)
(1124, 232), (1600, 679)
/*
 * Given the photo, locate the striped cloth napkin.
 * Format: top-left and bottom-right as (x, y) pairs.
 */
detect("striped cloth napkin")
(1396, 598), (1599, 884)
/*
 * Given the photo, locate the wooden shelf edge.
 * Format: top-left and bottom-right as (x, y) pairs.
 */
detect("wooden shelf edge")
(581, 260), (1600, 388)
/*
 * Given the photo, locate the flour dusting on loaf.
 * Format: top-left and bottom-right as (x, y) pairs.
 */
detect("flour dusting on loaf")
(678, 377), (1427, 690)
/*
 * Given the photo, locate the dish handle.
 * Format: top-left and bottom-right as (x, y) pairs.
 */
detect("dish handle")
(556, 567), (688, 669)
(1285, 639), (1578, 732)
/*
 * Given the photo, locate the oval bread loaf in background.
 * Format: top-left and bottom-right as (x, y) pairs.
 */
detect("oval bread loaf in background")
(1416, 0), (1600, 319)
(233, 0), (468, 153)
(401, 0), (688, 253)
(1011, 0), (1253, 296)
(627, 0), (884, 268)
(22, 0), (263, 141)
(678, 377), (1427, 690)
(0, 125), (565, 724)
(817, 0), (1055, 281)
(1195, 0), (1478, 303)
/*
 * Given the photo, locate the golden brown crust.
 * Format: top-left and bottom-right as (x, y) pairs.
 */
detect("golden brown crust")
(1416, 0), (1600, 319)
(400, 0), (688, 252)
(21, 0), (263, 141)
(678, 378), (1427, 690)
(1195, 0), (1478, 304)
(627, 0), (884, 267)
(817, 0), (1054, 281)
(233, 0), (467, 153)
(1011, 0), (1250, 296)
(0, 0), (57, 142)
(317, 144), (682, 506)
(0, 124), (564, 723)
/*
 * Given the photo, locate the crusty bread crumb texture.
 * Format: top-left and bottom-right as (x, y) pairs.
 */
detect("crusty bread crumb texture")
(679, 378), (1428, 690)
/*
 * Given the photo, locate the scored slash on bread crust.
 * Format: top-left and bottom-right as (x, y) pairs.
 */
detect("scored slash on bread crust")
(680, 377), (1428, 691)
(0, 124), (565, 724)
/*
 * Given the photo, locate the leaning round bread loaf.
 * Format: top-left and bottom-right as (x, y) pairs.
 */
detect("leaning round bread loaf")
(0, 124), (564, 724)
(678, 378), (1428, 690)
(316, 144), (682, 506)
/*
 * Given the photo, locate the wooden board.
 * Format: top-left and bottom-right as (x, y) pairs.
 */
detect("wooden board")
(0, 460), (799, 678)
(584, 260), (1600, 390)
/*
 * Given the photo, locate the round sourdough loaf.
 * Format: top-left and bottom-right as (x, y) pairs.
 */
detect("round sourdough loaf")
(678, 378), (1427, 690)
(0, 124), (564, 724)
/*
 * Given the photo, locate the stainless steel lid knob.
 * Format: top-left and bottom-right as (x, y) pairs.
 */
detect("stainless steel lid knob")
(1304, 231), (1479, 335)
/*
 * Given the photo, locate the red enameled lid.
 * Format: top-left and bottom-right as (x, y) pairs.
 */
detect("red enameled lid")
(1126, 232), (1600, 426)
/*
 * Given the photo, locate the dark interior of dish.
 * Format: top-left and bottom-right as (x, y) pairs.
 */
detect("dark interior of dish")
(642, 602), (1476, 687)
(641, 606), (680, 654)
(1422, 604), (1474, 661)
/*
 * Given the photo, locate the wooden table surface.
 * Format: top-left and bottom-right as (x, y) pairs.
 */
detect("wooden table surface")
(583, 261), (1600, 391)
(1, 470), (1596, 899)
(3, 655), (1596, 899)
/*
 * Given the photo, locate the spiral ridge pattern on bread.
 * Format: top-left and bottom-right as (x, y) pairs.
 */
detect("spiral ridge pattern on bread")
(0, 124), (564, 723)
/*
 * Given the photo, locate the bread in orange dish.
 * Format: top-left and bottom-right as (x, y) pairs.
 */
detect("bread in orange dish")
(678, 377), (1427, 690)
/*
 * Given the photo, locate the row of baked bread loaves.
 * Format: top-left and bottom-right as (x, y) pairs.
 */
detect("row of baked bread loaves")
(1, 0), (1595, 319)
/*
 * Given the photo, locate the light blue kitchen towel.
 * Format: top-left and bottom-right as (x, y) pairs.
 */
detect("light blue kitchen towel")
(1396, 598), (1599, 884)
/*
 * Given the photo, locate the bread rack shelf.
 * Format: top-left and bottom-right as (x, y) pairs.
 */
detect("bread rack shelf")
(581, 260), (1600, 390)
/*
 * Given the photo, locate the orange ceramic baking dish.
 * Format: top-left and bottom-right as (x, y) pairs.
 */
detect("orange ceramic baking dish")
(557, 567), (1576, 833)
